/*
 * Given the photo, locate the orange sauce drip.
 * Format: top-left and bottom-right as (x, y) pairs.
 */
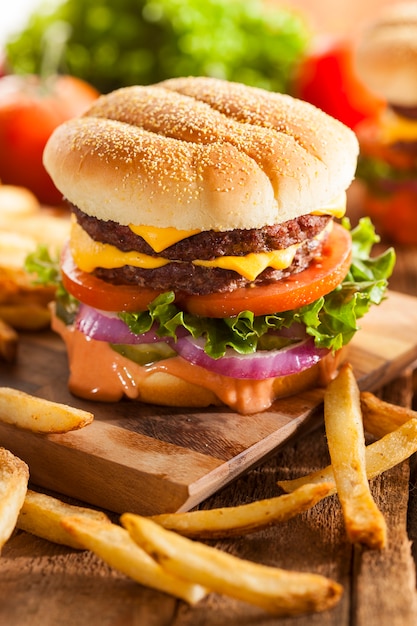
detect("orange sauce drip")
(52, 315), (340, 414)
(53, 316), (278, 413)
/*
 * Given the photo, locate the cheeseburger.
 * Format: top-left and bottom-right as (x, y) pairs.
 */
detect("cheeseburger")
(354, 2), (417, 244)
(42, 77), (394, 414)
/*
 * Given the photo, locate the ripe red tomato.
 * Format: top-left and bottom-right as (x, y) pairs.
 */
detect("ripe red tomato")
(0, 74), (99, 205)
(293, 37), (385, 130)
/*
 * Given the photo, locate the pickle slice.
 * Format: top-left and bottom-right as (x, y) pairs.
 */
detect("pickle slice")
(110, 342), (176, 366)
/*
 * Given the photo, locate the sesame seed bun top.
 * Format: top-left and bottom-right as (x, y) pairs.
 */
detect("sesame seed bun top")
(43, 77), (358, 231)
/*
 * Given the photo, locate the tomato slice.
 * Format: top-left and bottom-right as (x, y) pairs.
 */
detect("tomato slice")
(61, 223), (351, 316)
(180, 223), (352, 317)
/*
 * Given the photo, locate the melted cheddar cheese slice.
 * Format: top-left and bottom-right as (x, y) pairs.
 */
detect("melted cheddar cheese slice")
(71, 217), (334, 282)
(71, 220), (170, 273)
(193, 246), (299, 281)
(128, 224), (201, 252)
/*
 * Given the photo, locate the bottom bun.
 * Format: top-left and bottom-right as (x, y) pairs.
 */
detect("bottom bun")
(129, 370), (224, 409)
(133, 351), (344, 413)
(53, 311), (346, 414)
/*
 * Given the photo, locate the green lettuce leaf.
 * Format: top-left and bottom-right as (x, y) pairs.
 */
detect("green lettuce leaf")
(24, 245), (79, 324)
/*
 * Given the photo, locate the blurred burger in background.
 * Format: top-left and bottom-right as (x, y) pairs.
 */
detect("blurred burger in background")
(354, 2), (417, 244)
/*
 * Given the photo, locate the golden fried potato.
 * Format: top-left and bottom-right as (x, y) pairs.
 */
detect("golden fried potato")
(122, 514), (343, 616)
(361, 391), (417, 438)
(150, 482), (333, 538)
(61, 516), (208, 605)
(323, 363), (387, 549)
(0, 387), (93, 433)
(17, 490), (110, 550)
(0, 447), (29, 551)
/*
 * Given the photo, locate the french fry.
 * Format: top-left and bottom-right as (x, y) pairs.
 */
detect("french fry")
(360, 391), (417, 438)
(17, 490), (111, 550)
(0, 318), (18, 362)
(0, 387), (94, 433)
(353, 418), (417, 482)
(0, 447), (29, 551)
(61, 516), (208, 605)
(150, 482), (334, 538)
(279, 469), (335, 494)
(279, 417), (417, 494)
(323, 364), (387, 549)
(121, 513), (343, 616)
(0, 304), (52, 331)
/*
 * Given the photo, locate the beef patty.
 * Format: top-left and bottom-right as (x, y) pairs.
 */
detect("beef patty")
(72, 205), (331, 295)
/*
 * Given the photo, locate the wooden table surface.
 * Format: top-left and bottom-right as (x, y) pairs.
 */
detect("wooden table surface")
(1, 195), (417, 626)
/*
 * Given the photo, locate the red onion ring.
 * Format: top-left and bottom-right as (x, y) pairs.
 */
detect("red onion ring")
(174, 335), (329, 379)
(76, 304), (163, 344)
(76, 304), (328, 380)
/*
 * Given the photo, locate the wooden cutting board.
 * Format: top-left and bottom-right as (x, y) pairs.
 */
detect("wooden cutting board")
(1, 289), (416, 516)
